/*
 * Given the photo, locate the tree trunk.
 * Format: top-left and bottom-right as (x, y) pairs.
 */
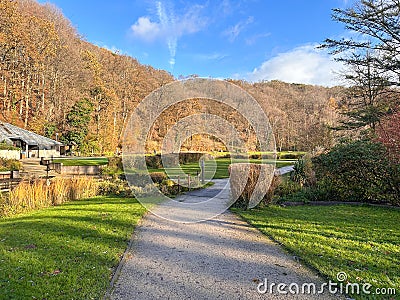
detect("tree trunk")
(2, 76), (6, 110)
(20, 80), (24, 116)
(41, 72), (45, 111)
(24, 74), (31, 128)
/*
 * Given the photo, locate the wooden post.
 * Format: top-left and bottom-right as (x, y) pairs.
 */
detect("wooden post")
(200, 158), (205, 184)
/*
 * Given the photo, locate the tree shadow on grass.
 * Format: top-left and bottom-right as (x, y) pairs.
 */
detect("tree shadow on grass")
(0, 196), (145, 299)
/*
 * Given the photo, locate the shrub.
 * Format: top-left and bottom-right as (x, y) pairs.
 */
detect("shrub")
(98, 179), (130, 196)
(275, 178), (303, 198)
(290, 153), (315, 187)
(145, 155), (163, 169)
(124, 172), (187, 197)
(101, 157), (124, 179)
(108, 156), (123, 170)
(0, 158), (22, 171)
(150, 172), (167, 184)
(145, 152), (209, 169)
(159, 180), (188, 197)
(178, 152), (204, 164)
(278, 152), (304, 160)
(278, 189), (310, 203)
(249, 153), (276, 160)
(100, 165), (120, 179)
(303, 181), (340, 202)
(218, 153), (231, 159)
(0, 142), (20, 151)
(312, 140), (400, 205)
(278, 181), (340, 203)
(101, 158), (121, 177)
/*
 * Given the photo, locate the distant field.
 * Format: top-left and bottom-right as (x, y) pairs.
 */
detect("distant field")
(212, 151), (306, 159)
(148, 157), (295, 179)
(54, 154), (296, 179)
(53, 157), (108, 166)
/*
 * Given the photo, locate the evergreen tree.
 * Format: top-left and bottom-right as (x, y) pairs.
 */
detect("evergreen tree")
(321, 0), (400, 134)
(62, 98), (94, 147)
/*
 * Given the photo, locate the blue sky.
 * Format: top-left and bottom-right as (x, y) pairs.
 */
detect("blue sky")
(38, 0), (354, 86)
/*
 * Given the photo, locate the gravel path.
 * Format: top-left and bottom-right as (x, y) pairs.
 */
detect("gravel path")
(274, 165), (294, 176)
(109, 179), (341, 300)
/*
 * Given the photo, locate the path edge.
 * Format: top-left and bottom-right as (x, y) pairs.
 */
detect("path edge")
(103, 209), (151, 300)
(230, 208), (347, 298)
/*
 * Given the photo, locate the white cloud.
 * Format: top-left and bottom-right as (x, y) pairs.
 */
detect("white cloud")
(130, 1), (208, 69)
(195, 52), (228, 61)
(177, 4), (208, 35)
(220, 0), (233, 16)
(130, 17), (161, 41)
(341, 0), (353, 6)
(245, 32), (271, 46)
(94, 42), (132, 56)
(223, 16), (254, 42)
(247, 45), (345, 87)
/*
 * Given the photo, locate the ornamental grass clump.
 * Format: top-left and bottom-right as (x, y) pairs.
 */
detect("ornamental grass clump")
(0, 177), (98, 216)
(229, 163), (275, 209)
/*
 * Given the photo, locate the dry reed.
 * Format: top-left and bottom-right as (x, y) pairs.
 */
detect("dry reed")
(0, 177), (98, 216)
(229, 163), (275, 209)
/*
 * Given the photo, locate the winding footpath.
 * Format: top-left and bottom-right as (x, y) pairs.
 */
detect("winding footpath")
(109, 178), (342, 300)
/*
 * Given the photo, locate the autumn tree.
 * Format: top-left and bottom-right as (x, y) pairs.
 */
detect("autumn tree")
(1, 0), (342, 154)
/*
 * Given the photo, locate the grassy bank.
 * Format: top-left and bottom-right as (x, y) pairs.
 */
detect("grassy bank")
(235, 205), (399, 299)
(0, 196), (146, 299)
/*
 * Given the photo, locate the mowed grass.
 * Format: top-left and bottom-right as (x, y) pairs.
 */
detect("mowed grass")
(235, 205), (400, 299)
(52, 157), (108, 166)
(0, 196), (146, 299)
(149, 158), (295, 179)
(54, 155), (294, 178)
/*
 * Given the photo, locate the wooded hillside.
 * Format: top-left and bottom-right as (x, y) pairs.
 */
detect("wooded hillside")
(0, 0), (173, 153)
(0, 0), (344, 153)
(234, 80), (343, 151)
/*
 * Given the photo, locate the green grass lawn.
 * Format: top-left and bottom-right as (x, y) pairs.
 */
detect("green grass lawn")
(0, 196), (146, 299)
(148, 157), (295, 179)
(234, 205), (400, 299)
(53, 157), (109, 166)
